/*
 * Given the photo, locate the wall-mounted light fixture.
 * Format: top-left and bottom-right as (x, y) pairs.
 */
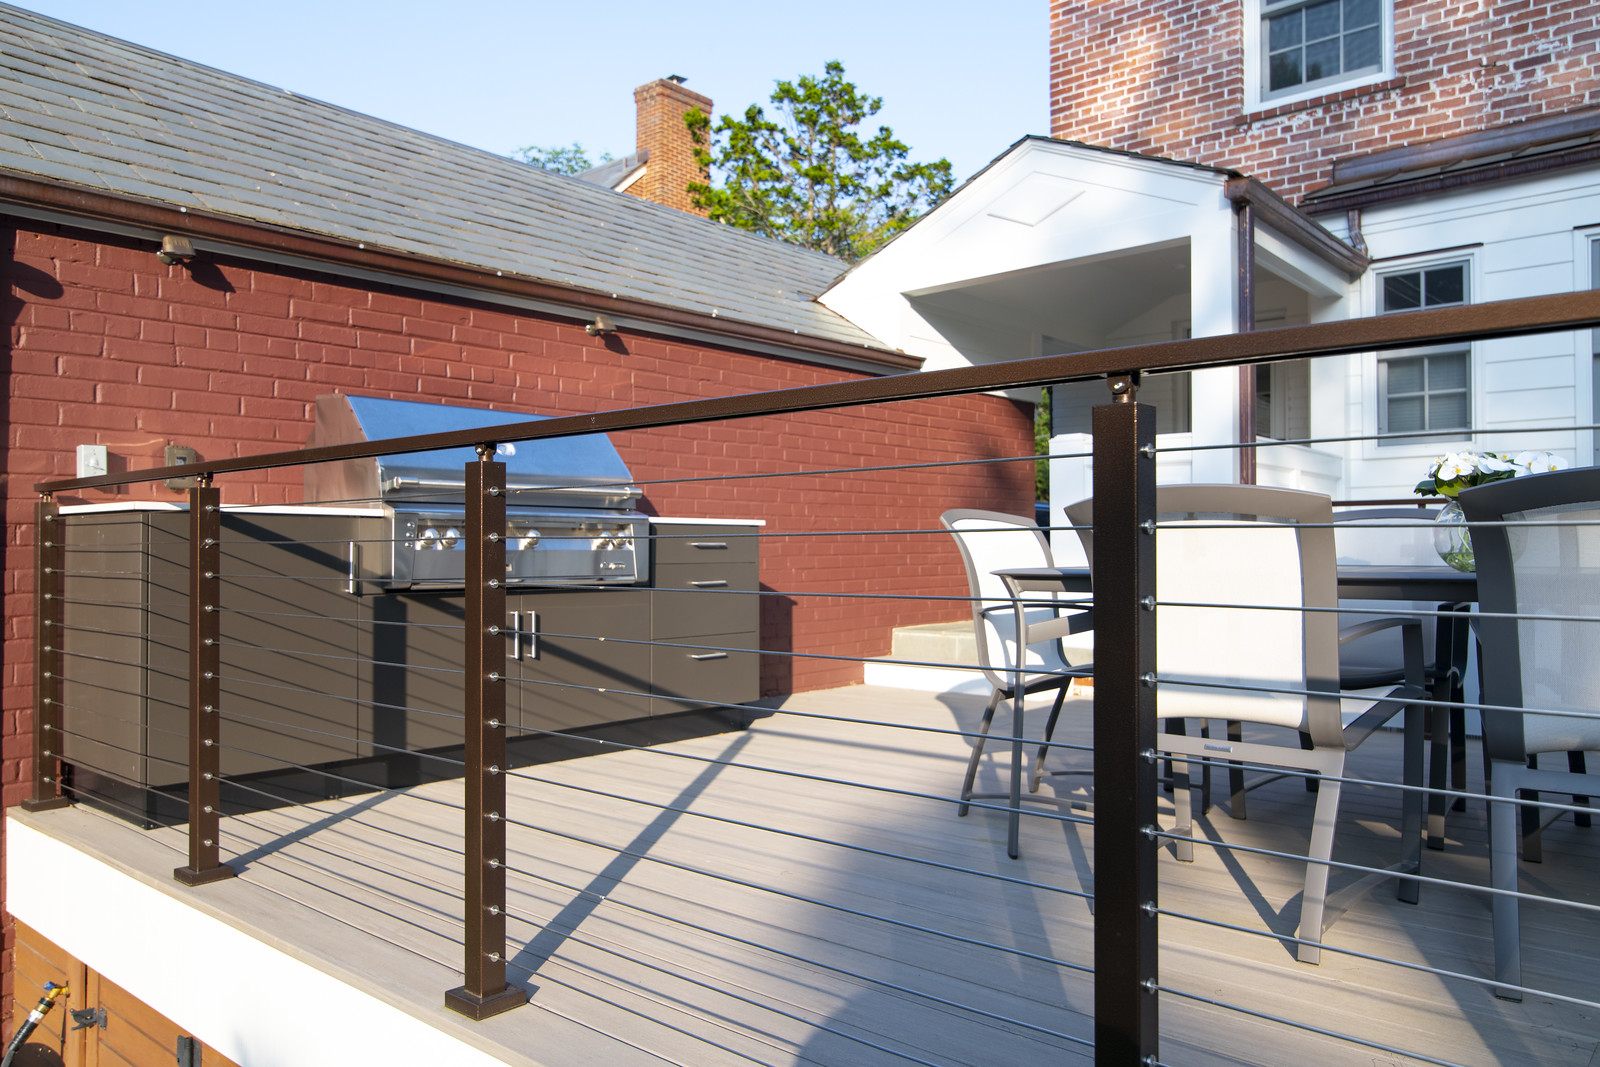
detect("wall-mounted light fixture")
(585, 314), (617, 336)
(156, 234), (197, 265)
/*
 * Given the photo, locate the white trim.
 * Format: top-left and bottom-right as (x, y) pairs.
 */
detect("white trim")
(1244, 0), (1395, 113)
(6, 816), (517, 1067)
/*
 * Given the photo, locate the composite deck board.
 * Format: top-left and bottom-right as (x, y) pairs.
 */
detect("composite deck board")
(20, 684), (1600, 1066)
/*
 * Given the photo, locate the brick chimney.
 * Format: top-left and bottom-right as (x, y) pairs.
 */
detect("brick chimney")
(631, 76), (712, 216)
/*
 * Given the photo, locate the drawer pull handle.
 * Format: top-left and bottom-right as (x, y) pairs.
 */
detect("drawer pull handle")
(690, 652), (729, 661)
(689, 542), (729, 549)
(689, 579), (729, 588)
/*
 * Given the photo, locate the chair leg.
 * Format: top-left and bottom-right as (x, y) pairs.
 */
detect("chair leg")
(1398, 703), (1424, 905)
(1521, 754), (1544, 864)
(1570, 751), (1591, 828)
(1426, 701), (1451, 851)
(1171, 756), (1195, 863)
(1228, 720), (1247, 820)
(958, 687), (1003, 817)
(1489, 766), (1524, 1001)
(1029, 684), (1069, 794)
(1296, 756), (1345, 966)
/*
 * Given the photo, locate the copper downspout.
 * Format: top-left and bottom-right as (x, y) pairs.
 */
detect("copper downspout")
(1237, 198), (1258, 484)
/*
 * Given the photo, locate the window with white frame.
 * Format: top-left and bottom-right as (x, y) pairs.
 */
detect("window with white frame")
(1250, 0), (1390, 107)
(1376, 261), (1470, 444)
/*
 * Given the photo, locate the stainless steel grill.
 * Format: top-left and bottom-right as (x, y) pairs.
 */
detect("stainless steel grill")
(304, 395), (650, 588)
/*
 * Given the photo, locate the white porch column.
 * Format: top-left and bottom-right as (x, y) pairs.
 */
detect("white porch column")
(1188, 209), (1243, 483)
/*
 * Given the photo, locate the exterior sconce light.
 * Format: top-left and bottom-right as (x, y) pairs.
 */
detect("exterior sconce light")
(157, 235), (197, 265)
(585, 314), (617, 336)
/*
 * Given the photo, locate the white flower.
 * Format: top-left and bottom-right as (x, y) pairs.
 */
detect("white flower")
(1513, 450), (1570, 474)
(1434, 453), (1473, 481)
(1474, 452), (1515, 474)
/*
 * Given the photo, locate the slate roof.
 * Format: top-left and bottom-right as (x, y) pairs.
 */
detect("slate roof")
(0, 4), (882, 349)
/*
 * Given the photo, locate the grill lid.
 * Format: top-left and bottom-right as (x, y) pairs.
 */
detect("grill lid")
(304, 395), (641, 509)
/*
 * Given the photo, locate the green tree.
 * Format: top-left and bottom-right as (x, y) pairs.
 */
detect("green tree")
(513, 142), (612, 174)
(1035, 387), (1052, 504)
(686, 61), (953, 262)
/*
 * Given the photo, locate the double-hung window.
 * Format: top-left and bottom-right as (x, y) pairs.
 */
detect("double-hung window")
(1250, 0), (1391, 108)
(1376, 262), (1471, 444)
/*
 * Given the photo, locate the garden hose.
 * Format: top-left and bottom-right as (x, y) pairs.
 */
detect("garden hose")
(1, 981), (67, 1067)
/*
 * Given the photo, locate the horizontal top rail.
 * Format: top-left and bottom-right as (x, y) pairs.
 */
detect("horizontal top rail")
(37, 289), (1600, 495)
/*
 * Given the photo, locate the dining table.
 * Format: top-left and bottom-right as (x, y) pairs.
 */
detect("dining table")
(991, 562), (1479, 848)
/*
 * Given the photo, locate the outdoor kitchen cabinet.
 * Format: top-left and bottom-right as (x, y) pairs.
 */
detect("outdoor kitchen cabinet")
(57, 507), (378, 819)
(648, 521), (761, 716)
(56, 507), (761, 822)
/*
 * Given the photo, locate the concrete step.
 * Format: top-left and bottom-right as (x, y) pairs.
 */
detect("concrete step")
(889, 620), (979, 665)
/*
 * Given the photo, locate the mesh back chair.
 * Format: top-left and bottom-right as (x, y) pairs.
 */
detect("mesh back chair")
(1334, 506), (1469, 848)
(1460, 467), (1600, 1000)
(941, 510), (1094, 859)
(1068, 485), (1427, 963)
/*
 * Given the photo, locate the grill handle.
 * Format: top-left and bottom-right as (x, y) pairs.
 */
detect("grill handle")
(689, 579), (728, 588)
(689, 652), (729, 661)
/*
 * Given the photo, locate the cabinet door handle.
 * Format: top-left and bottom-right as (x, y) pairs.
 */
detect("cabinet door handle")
(689, 652), (729, 661)
(689, 542), (728, 549)
(689, 579), (728, 588)
(509, 610), (520, 660)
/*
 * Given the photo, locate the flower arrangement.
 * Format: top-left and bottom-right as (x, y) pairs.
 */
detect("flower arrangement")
(1413, 449), (1570, 499)
(1413, 449), (1571, 571)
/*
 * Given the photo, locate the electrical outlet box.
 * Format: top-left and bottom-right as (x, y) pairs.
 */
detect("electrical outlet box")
(76, 444), (108, 479)
(164, 444), (200, 491)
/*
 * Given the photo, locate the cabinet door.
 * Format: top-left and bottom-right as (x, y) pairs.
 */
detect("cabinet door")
(59, 515), (154, 789)
(215, 513), (364, 776)
(362, 591), (469, 756)
(509, 589), (652, 733)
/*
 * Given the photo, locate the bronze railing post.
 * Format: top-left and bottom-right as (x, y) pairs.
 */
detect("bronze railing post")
(22, 497), (71, 812)
(446, 446), (526, 1020)
(174, 479), (235, 886)
(1093, 376), (1159, 1064)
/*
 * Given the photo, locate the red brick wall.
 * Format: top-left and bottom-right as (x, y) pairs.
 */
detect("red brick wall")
(1049, 0), (1600, 201)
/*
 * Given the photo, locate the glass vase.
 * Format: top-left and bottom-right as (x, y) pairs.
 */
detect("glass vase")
(1433, 499), (1475, 573)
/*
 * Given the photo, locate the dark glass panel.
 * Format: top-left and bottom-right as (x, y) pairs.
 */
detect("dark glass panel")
(1270, 51), (1303, 90)
(1384, 272), (1423, 310)
(1346, 25), (1381, 67)
(1423, 265), (1465, 306)
(1387, 358), (1423, 394)
(1305, 0), (1341, 40)
(1388, 396), (1424, 433)
(1305, 39), (1340, 79)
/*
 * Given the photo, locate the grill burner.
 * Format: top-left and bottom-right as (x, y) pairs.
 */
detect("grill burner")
(304, 395), (650, 589)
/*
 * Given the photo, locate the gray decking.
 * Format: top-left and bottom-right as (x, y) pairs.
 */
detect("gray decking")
(21, 685), (1600, 1066)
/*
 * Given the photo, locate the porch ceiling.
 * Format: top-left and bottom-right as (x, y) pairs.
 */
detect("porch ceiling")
(908, 242), (1192, 361)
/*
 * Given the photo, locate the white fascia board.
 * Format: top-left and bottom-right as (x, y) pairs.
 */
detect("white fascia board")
(1254, 223), (1356, 300)
(821, 139), (1231, 360)
(6, 817), (519, 1067)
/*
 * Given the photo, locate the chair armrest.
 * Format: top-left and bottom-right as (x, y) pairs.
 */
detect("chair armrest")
(1339, 615), (1425, 690)
(1027, 608), (1094, 644)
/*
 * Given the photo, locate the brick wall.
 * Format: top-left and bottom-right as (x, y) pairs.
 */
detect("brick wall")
(1049, 0), (1600, 201)
(631, 78), (713, 216)
(0, 221), (1033, 1018)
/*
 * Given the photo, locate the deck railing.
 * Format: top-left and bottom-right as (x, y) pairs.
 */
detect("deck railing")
(21, 289), (1600, 1065)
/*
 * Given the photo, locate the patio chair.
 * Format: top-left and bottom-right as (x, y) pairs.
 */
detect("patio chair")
(1459, 466), (1600, 1000)
(1068, 485), (1427, 963)
(940, 509), (1095, 859)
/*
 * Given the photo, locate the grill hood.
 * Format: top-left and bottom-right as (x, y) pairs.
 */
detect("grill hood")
(303, 395), (641, 509)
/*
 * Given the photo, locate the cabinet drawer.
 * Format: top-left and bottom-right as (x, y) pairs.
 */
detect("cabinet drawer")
(651, 633), (759, 716)
(651, 526), (759, 568)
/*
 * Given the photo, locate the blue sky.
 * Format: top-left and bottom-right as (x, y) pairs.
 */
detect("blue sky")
(14, 0), (1047, 186)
